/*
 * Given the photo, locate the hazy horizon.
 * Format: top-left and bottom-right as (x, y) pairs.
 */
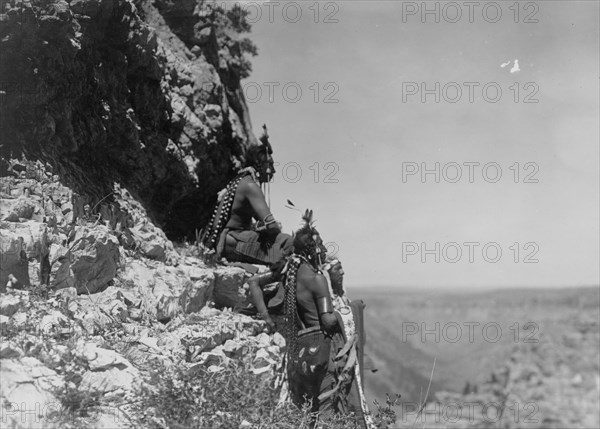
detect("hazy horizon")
(348, 283), (600, 292)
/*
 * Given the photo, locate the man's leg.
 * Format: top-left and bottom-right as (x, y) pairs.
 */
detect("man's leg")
(225, 230), (293, 265)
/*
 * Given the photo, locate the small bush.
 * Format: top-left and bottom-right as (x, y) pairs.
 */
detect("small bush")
(132, 356), (368, 429)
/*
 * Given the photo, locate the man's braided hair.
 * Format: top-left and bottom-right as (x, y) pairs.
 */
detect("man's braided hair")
(283, 210), (323, 358)
(283, 255), (301, 358)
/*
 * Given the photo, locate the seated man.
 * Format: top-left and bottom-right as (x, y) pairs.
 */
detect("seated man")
(283, 211), (375, 429)
(201, 126), (293, 267)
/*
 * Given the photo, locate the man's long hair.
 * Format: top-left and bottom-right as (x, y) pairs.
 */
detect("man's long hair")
(284, 210), (323, 357)
(245, 124), (273, 170)
(293, 209), (323, 267)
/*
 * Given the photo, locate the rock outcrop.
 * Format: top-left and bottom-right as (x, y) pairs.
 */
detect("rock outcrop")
(0, 168), (283, 428)
(0, 0), (260, 239)
(0, 3), (294, 428)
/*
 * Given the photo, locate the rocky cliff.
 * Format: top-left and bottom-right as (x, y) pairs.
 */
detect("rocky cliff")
(0, 160), (291, 428)
(0, 2), (307, 427)
(1, 0), (260, 239)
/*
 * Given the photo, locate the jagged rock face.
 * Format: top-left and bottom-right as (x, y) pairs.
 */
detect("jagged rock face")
(53, 225), (120, 294)
(0, 0), (258, 239)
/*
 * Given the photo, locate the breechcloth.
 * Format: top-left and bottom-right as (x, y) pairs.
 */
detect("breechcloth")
(287, 308), (373, 428)
(287, 325), (332, 412)
(217, 228), (293, 266)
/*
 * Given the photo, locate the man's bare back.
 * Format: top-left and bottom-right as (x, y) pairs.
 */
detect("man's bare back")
(226, 175), (275, 232)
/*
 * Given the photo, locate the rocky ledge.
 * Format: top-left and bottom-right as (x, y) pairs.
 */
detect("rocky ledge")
(0, 162), (284, 428)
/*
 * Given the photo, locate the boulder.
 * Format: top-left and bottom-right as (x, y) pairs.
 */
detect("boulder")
(0, 196), (40, 221)
(179, 275), (215, 314)
(75, 342), (141, 394)
(0, 314), (9, 331)
(0, 358), (63, 429)
(1, 220), (48, 259)
(222, 339), (243, 358)
(118, 258), (215, 322)
(129, 223), (169, 261)
(38, 310), (70, 337)
(53, 225), (119, 294)
(0, 343), (23, 359)
(212, 266), (250, 309)
(1, 231), (30, 290)
(0, 293), (26, 316)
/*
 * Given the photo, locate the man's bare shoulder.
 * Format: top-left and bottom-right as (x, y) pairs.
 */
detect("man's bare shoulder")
(236, 176), (260, 196)
(298, 264), (328, 289)
(297, 263), (320, 278)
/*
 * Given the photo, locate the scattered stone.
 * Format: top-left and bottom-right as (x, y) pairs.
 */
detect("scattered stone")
(0, 343), (23, 359)
(0, 196), (38, 221)
(222, 339), (243, 358)
(207, 365), (224, 373)
(129, 223), (167, 261)
(38, 310), (70, 336)
(272, 332), (286, 349)
(253, 348), (277, 369)
(129, 308), (143, 321)
(75, 342), (141, 394)
(0, 359), (62, 429)
(0, 314), (9, 331)
(255, 332), (271, 348)
(0, 232), (30, 290)
(53, 225), (120, 293)
(54, 287), (77, 300)
(0, 294), (23, 316)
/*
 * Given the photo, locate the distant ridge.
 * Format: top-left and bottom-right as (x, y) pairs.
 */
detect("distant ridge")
(350, 284), (600, 295)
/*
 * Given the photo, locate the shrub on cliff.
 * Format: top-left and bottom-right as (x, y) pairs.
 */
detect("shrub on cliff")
(134, 358), (359, 428)
(134, 354), (402, 428)
(212, 3), (258, 79)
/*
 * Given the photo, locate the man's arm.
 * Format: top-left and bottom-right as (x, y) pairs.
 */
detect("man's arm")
(306, 272), (337, 331)
(243, 179), (282, 235)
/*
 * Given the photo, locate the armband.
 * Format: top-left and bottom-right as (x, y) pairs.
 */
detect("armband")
(317, 296), (333, 315)
(255, 213), (278, 232)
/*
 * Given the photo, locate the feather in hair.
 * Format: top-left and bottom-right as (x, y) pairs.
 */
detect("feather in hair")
(302, 209), (314, 226)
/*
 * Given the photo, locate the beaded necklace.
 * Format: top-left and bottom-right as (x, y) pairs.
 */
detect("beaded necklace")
(201, 170), (254, 252)
(283, 253), (320, 358)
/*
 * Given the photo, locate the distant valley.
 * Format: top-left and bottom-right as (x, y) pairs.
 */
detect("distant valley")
(354, 286), (599, 428)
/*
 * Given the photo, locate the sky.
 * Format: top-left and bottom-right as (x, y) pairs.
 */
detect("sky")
(233, 0), (599, 289)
